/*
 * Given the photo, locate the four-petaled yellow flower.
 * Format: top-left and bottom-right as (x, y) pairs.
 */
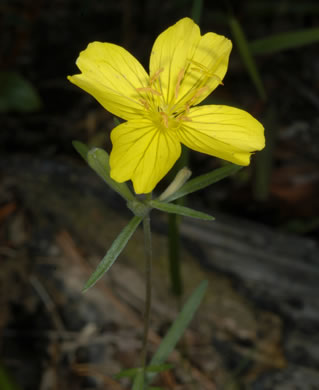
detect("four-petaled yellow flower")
(68, 18), (265, 194)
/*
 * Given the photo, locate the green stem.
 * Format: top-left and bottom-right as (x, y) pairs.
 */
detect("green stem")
(141, 214), (152, 386)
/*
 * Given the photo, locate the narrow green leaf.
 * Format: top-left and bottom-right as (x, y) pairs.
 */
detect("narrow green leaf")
(191, 0), (203, 24)
(148, 200), (214, 221)
(229, 16), (267, 100)
(146, 280), (208, 384)
(87, 148), (135, 201)
(114, 367), (140, 379)
(83, 216), (142, 292)
(149, 387), (165, 390)
(164, 164), (242, 202)
(146, 364), (173, 373)
(72, 140), (89, 162)
(132, 369), (144, 390)
(250, 27), (319, 55)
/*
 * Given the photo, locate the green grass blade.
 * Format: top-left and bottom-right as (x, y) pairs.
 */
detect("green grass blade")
(82, 216), (142, 292)
(146, 280), (208, 384)
(191, 0), (203, 24)
(87, 148), (135, 201)
(250, 27), (319, 55)
(114, 367), (139, 379)
(148, 200), (214, 221)
(229, 16), (267, 100)
(72, 140), (89, 161)
(164, 164), (242, 202)
(132, 369), (144, 390)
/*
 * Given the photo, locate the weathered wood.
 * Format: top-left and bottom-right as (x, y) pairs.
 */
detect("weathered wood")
(2, 155), (319, 389)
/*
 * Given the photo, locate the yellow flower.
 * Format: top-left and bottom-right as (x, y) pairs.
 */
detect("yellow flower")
(68, 18), (265, 194)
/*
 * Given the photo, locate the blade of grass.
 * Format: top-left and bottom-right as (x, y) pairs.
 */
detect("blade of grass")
(250, 27), (319, 55)
(191, 0), (203, 24)
(253, 104), (277, 201)
(229, 16), (267, 100)
(145, 280), (208, 385)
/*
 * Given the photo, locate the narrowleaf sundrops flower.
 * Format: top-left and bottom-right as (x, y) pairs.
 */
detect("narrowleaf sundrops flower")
(68, 18), (265, 194)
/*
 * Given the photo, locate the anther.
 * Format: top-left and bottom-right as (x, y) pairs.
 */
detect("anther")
(149, 68), (164, 85)
(139, 99), (150, 110)
(175, 68), (185, 99)
(136, 87), (162, 96)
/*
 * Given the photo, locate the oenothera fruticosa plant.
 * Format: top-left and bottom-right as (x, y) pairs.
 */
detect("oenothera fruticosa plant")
(68, 18), (265, 388)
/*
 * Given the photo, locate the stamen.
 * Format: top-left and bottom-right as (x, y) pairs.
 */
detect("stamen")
(175, 68), (185, 100)
(191, 68), (224, 85)
(159, 112), (169, 128)
(188, 59), (223, 85)
(149, 68), (164, 85)
(178, 115), (192, 122)
(136, 87), (162, 96)
(139, 99), (150, 110)
(188, 86), (209, 106)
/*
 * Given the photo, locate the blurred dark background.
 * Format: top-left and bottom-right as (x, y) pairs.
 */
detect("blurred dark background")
(1, 0), (319, 389)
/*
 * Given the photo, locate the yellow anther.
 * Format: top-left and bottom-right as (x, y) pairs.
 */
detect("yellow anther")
(178, 115), (192, 122)
(136, 87), (162, 96)
(149, 68), (164, 85)
(175, 68), (185, 99)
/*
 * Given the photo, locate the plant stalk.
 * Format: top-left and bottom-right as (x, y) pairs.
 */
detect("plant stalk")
(141, 214), (152, 385)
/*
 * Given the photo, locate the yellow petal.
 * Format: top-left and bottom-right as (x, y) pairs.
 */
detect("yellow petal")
(109, 119), (181, 194)
(149, 18), (232, 109)
(68, 42), (149, 120)
(176, 105), (265, 165)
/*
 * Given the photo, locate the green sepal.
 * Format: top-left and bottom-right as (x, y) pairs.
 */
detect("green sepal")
(87, 148), (135, 202)
(163, 164), (242, 202)
(148, 200), (214, 221)
(82, 216), (142, 292)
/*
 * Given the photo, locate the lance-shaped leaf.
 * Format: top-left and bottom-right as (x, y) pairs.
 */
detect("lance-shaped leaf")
(148, 200), (214, 221)
(250, 27), (319, 55)
(72, 140), (90, 161)
(83, 216), (142, 292)
(163, 164), (242, 203)
(87, 148), (135, 201)
(229, 16), (267, 100)
(135, 280), (208, 386)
